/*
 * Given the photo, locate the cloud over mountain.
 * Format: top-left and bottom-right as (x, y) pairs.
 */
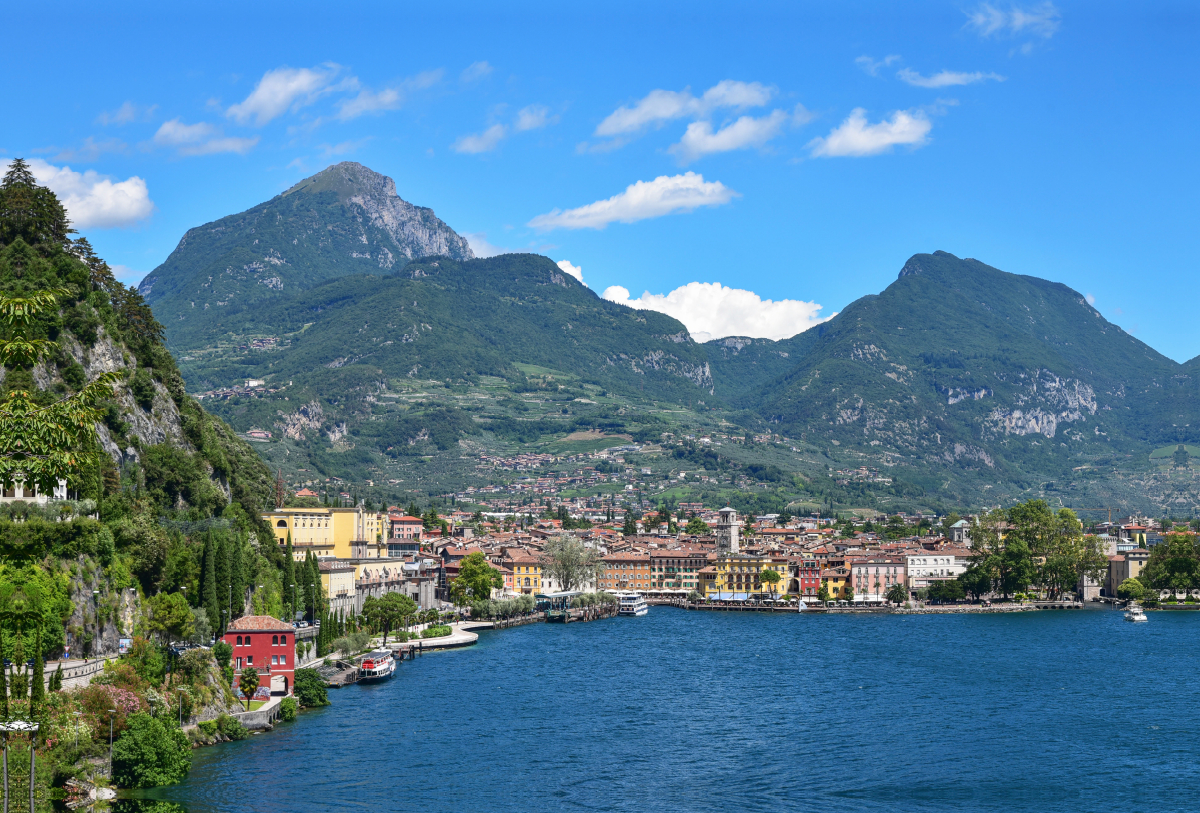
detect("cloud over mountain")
(528, 172), (737, 230)
(602, 280), (830, 341)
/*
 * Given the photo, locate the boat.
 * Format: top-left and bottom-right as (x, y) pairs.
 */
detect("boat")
(617, 592), (648, 617)
(357, 649), (396, 681)
(1124, 603), (1148, 623)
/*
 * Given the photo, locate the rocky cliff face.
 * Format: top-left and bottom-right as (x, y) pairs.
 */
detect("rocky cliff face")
(283, 161), (474, 263)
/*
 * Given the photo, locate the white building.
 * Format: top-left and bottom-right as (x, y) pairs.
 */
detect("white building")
(905, 551), (966, 592)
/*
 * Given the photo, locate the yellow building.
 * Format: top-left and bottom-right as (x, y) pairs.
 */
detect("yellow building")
(318, 560), (357, 615)
(262, 506), (387, 560)
(700, 554), (789, 599)
(505, 551), (543, 594)
(820, 567), (850, 600)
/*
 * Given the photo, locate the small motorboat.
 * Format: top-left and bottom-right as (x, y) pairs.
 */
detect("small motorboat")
(1124, 603), (1148, 623)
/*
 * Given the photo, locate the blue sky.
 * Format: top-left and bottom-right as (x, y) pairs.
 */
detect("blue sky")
(4, 1), (1198, 359)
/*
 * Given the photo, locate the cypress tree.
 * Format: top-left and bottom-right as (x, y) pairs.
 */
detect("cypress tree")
(215, 532), (231, 631)
(31, 626), (45, 708)
(202, 532), (220, 634)
(50, 662), (63, 692)
(229, 535), (246, 621)
(284, 532), (296, 620)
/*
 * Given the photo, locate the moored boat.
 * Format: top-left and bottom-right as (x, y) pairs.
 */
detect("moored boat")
(616, 591), (648, 616)
(358, 649), (397, 681)
(1124, 603), (1148, 623)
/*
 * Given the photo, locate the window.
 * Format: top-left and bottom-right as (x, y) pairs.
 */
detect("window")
(245, 636), (251, 645)
(247, 655), (253, 664)
(281, 635), (287, 645)
(236, 635), (243, 646)
(273, 635), (279, 645)
(272, 655), (278, 665)
(280, 654), (286, 665)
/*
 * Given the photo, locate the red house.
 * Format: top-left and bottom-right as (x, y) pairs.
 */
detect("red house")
(223, 615), (295, 696)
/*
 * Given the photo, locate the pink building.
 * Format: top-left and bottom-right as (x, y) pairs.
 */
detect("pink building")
(849, 556), (907, 602)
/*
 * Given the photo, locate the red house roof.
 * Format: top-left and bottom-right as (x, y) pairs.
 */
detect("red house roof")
(227, 615), (293, 631)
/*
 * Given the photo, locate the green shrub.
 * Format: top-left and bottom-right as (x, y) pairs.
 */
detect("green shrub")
(215, 714), (247, 741)
(111, 713), (191, 788)
(197, 720), (218, 737)
(293, 668), (329, 708)
(421, 625), (451, 639)
(130, 368), (157, 411)
(279, 696), (298, 721)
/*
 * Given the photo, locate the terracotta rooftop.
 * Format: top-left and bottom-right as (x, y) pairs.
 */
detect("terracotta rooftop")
(227, 615), (293, 631)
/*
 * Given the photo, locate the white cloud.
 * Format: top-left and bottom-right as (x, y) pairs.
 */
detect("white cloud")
(227, 64), (344, 126)
(602, 281), (831, 342)
(966, 2), (1061, 39)
(528, 172), (738, 231)
(556, 260), (586, 287)
(461, 61), (493, 82)
(855, 55), (901, 77)
(515, 105), (554, 131)
(898, 68), (1005, 88)
(337, 88), (402, 120)
(668, 109), (791, 162)
(463, 232), (516, 258)
(1, 158), (154, 229)
(152, 118), (259, 156)
(452, 124), (507, 154)
(1085, 293), (1096, 305)
(808, 108), (932, 157)
(96, 101), (157, 126)
(594, 80), (772, 138)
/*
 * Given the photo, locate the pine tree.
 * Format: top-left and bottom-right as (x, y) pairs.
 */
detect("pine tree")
(49, 662), (63, 692)
(284, 532), (297, 620)
(202, 532), (220, 634)
(229, 535), (246, 621)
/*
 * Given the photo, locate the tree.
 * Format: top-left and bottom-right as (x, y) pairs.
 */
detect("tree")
(0, 159), (73, 248)
(929, 580), (965, 603)
(884, 514), (909, 540)
(968, 508), (1033, 599)
(1116, 577), (1145, 602)
(540, 537), (605, 593)
(201, 533), (219, 634)
(1139, 533), (1200, 596)
(0, 288), (119, 495)
(49, 661), (63, 692)
(212, 640), (233, 686)
(362, 592), (415, 644)
(761, 569), (781, 599)
(238, 666), (259, 711)
(189, 607), (213, 645)
(685, 517), (709, 535)
(450, 551), (504, 605)
(148, 592), (195, 643)
(817, 585), (831, 604)
(111, 713), (192, 789)
(293, 667), (330, 707)
(229, 534), (246, 622)
(283, 532), (297, 620)
(622, 513), (637, 536)
(886, 582), (908, 605)
(843, 583), (855, 603)
(960, 566), (992, 601)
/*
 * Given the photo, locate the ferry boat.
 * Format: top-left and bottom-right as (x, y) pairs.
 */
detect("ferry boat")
(357, 649), (396, 681)
(617, 592), (648, 617)
(1124, 603), (1148, 623)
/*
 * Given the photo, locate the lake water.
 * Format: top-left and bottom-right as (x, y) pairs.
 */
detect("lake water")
(126, 606), (1200, 813)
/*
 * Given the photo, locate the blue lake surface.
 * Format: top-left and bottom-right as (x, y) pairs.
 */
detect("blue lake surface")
(128, 606), (1200, 812)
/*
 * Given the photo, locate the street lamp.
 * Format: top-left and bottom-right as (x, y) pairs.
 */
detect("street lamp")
(108, 709), (116, 771)
(73, 711), (82, 749)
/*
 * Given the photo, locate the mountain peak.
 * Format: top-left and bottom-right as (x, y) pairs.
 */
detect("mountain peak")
(897, 250), (963, 279)
(282, 161), (397, 203)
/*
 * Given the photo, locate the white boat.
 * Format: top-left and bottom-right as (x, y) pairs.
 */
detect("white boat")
(1124, 603), (1148, 623)
(616, 592), (648, 616)
(357, 649), (396, 681)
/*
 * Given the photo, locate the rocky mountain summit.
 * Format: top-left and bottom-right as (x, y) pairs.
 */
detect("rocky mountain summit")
(139, 162), (472, 350)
